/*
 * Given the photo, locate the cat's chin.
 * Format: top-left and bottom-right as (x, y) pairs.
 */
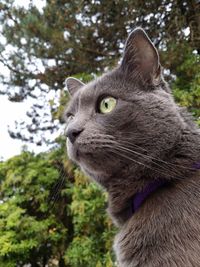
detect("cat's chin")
(77, 154), (131, 185)
(66, 139), (81, 162)
(80, 164), (112, 184)
(67, 150), (116, 183)
(77, 155), (112, 181)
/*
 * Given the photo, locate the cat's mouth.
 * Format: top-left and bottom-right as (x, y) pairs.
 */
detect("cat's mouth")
(67, 139), (99, 162)
(67, 141), (80, 162)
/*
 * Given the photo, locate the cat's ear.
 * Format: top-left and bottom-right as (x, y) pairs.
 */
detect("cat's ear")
(121, 28), (161, 84)
(65, 77), (85, 96)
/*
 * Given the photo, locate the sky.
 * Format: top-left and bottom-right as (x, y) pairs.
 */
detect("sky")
(0, 96), (26, 160)
(14, 0), (46, 12)
(0, 95), (47, 160)
(0, 0), (47, 160)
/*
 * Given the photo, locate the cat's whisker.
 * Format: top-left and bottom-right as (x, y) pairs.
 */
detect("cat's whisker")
(91, 142), (176, 179)
(48, 168), (67, 210)
(87, 136), (194, 173)
(118, 140), (195, 171)
(101, 145), (150, 169)
(86, 139), (181, 178)
(114, 142), (185, 177)
(87, 137), (170, 169)
(107, 146), (174, 179)
(119, 139), (149, 152)
(116, 147), (178, 178)
(120, 135), (168, 143)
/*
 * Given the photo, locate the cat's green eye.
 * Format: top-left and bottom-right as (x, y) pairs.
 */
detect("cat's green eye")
(99, 97), (117, 114)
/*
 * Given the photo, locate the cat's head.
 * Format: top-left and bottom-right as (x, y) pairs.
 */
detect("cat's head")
(64, 28), (185, 183)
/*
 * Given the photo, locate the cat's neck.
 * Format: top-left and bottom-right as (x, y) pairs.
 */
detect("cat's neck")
(104, 125), (200, 226)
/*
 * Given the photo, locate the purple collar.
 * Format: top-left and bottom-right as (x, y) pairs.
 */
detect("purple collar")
(132, 179), (167, 213)
(193, 162), (200, 169)
(132, 162), (200, 214)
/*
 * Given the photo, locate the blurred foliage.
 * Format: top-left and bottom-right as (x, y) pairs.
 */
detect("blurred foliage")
(0, 145), (69, 266)
(64, 169), (116, 267)
(171, 44), (200, 125)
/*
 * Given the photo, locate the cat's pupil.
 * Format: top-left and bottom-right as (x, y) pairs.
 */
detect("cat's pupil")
(99, 96), (116, 114)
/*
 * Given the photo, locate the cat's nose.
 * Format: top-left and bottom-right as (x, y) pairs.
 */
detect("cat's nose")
(66, 127), (83, 144)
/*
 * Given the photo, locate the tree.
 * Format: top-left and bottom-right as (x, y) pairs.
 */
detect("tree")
(0, 145), (69, 266)
(0, 0), (199, 144)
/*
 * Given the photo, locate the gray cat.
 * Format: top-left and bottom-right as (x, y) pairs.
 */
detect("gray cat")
(64, 28), (200, 267)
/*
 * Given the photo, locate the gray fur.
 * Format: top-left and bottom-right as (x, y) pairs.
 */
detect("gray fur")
(65, 27), (200, 266)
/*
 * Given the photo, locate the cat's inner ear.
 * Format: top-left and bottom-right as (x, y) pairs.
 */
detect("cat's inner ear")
(65, 77), (85, 96)
(121, 28), (161, 84)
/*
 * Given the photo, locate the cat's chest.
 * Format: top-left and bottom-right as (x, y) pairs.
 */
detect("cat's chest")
(114, 214), (200, 267)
